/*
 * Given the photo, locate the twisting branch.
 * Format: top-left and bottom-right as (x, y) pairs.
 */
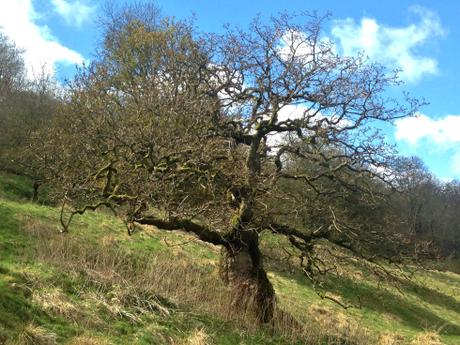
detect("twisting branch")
(134, 216), (228, 247)
(60, 195), (116, 233)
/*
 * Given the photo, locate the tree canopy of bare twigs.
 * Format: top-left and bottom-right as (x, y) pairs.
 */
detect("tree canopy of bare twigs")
(45, 6), (427, 322)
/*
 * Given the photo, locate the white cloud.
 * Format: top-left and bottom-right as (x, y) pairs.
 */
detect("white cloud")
(395, 114), (460, 180)
(279, 30), (314, 61)
(265, 103), (352, 148)
(0, 0), (85, 77)
(395, 114), (460, 145)
(51, 0), (95, 27)
(331, 6), (444, 82)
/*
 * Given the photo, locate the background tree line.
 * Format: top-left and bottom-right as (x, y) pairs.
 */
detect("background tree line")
(0, 32), (59, 202)
(0, 3), (459, 322)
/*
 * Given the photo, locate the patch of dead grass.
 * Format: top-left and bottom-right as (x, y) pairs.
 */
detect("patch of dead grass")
(66, 335), (111, 345)
(21, 218), (380, 345)
(12, 324), (57, 345)
(32, 288), (80, 320)
(180, 329), (212, 345)
(378, 332), (406, 345)
(411, 332), (444, 345)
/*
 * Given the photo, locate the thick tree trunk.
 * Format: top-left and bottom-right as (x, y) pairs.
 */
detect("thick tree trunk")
(32, 180), (40, 203)
(137, 214), (276, 322)
(219, 131), (277, 322)
(222, 229), (276, 323)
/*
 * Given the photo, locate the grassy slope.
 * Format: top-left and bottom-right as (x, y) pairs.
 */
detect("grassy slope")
(0, 171), (459, 344)
(0, 173), (290, 345)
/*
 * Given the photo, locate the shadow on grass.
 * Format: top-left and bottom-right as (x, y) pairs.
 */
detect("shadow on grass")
(0, 270), (79, 343)
(264, 238), (460, 337)
(424, 269), (460, 287)
(0, 202), (29, 260)
(392, 274), (460, 315)
(274, 266), (460, 336)
(0, 171), (54, 205)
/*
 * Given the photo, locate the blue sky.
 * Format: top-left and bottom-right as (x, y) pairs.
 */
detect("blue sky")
(1, 0), (460, 180)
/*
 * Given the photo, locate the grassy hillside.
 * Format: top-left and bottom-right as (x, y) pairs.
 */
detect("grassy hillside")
(0, 171), (459, 345)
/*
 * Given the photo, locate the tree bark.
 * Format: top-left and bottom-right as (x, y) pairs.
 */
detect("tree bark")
(136, 214), (276, 322)
(32, 180), (40, 203)
(222, 229), (276, 323)
(219, 131), (277, 323)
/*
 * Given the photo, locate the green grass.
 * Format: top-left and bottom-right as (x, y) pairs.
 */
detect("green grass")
(0, 171), (459, 344)
(0, 172), (51, 204)
(0, 172), (291, 344)
(0, 202), (289, 344)
(0, 172), (33, 201)
(262, 237), (460, 344)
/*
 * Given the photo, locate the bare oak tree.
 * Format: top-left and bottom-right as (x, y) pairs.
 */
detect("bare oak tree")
(50, 7), (423, 322)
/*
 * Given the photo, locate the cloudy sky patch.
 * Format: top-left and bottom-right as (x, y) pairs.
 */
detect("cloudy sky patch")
(331, 6), (444, 83)
(0, 0), (87, 77)
(51, 0), (96, 28)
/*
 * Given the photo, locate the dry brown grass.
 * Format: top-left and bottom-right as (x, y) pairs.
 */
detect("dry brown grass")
(46, 225), (257, 331)
(32, 288), (80, 319)
(294, 303), (377, 345)
(66, 335), (111, 345)
(10, 324), (57, 345)
(22, 219), (234, 319)
(179, 329), (212, 345)
(378, 332), (406, 345)
(411, 332), (444, 345)
(21, 219), (378, 345)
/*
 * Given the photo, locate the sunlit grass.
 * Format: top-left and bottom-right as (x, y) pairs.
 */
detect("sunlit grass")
(1, 171), (459, 344)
